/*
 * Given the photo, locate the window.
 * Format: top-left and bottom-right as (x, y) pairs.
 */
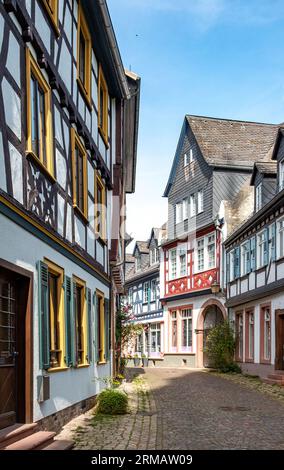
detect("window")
(190, 194), (196, 217)
(247, 312), (254, 361)
(150, 323), (161, 353)
(260, 307), (271, 362)
(181, 309), (192, 349)
(176, 202), (183, 224)
(71, 129), (88, 219)
(255, 183), (262, 211)
(77, 4), (91, 104)
(189, 148), (194, 163)
(241, 241), (250, 276)
(73, 277), (87, 366)
(236, 313), (243, 361)
(96, 291), (105, 363)
(184, 153), (188, 167)
(257, 230), (268, 268)
(98, 65), (109, 145)
(95, 173), (106, 240)
(143, 281), (150, 303)
(151, 279), (157, 302)
(279, 159), (284, 191)
(44, 260), (65, 370)
(42, 0), (59, 33)
(229, 251), (235, 281)
(179, 249), (187, 277)
(197, 239), (204, 272)
(183, 198), (188, 221)
(197, 190), (204, 214)
(207, 234), (215, 269)
(150, 247), (159, 265)
(170, 249), (177, 279)
(278, 218), (284, 258)
(135, 255), (141, 272)
(171, 311), (177, 350)
(26, 49), (53, 176)
(128, 287), (133, 305)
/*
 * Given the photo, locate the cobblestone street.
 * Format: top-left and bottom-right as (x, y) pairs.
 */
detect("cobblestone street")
(57, 368), (284, 450)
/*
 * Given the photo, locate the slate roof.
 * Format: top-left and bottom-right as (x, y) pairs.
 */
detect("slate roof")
(164, 115), (279, 196)
(135, 241), (149, 254)
(250, 161), (277, 186)
(125, 254), (135, 263)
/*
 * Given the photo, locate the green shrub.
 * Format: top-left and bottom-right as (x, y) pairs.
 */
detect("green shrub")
(97, 389), (128, 415)
(204, 320), (240, 373)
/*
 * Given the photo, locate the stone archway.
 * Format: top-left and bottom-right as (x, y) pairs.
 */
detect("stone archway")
(196, 299), (227, 368)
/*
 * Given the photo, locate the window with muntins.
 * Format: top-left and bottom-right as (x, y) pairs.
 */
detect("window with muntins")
(255, 183), (262, 211)
(181, 309), (192, 349)
(197, 190), (204, 214)
(150, 323), (161, 353)
(26, 50), (53, 177)
(95, 173), (106, 240)
(98, 65), (109, 145)
(170, 249), (177, 279)
(71, 129), (88, 220)
(257, 230), (268, 268)
(151, 280), (157, 302)
(241, 241), (250, 276)
(97, 292), (105, 363)
(73, 277), (87, 366)
(77, 4), (91, 105)
(179, 250), (187, 277)
(143, 282), (150, 303)
(278, 219), (284, 258)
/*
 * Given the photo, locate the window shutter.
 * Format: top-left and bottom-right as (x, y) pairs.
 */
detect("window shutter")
(105, 298), (110, 361)
(73, 281), (78, 367)
(234, 247), (240, 279)
(264, 228), (269, 265)
(38, 261), (50, 370)
(93, 292), (99, 363)
(86, 288), (93, 363)
(271, 223), (276, 262)
(64, 276), (75, 367)
(250, 237), (256, 271)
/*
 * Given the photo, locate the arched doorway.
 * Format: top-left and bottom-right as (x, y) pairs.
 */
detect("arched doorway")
(196, 300), (227, 368)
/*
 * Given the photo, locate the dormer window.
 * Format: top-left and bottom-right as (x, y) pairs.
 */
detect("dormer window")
(135, 255), (141, 272)
(150, 247), (159, 265)
(255, 183), (262, 211)
(279, 159), (284, 191)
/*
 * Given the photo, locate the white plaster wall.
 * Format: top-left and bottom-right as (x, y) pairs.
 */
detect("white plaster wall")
(0, 213), (110, 422)
(277, 262), (284, 279)
(256, 271), (265, 288)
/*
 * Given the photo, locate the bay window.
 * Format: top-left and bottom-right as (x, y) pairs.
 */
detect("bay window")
(195, 233), (216, 273)
(197, 239), (204, 271)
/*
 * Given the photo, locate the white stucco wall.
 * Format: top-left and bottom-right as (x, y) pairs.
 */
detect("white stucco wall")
(0, 213), (110, 422)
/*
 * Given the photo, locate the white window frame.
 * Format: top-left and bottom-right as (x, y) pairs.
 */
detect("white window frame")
(176, 202), (183, 224)
(179, 249), (187, 277)
(184, 153), (188, 167)
(196, 238), (204, 272)
(255, 183), (262, 211)
(264, 309), (271, 361)
(277, 218), (284, 259)
(279, 159), (284, 191)
(182, 198), (188, 221)
(197, 190), (204, 214)
(230, 250), (234, 281)
(189, 148), (194, 163)
(190, 194), (196, 217)
(257, 230), (266, 268)
(248, 312), (254, 360)
(151, 279), (157, 302)
(169, 249), (177, 280)
(143, 281), (150, 303)
(150, 323), (161, 354)
(195, 232), (216, 273)
(181, 309), (192, 350)
(241, 241), (250, 276)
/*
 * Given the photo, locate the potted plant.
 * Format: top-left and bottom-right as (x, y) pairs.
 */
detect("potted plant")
(133, 354), (140, 367)
(142, 353), (149, 367)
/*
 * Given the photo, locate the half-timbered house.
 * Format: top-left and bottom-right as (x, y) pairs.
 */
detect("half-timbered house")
(225, 128), (284, 382)
(124, 226), (165, 365)
(0, 0), (140, 436)
(160, 115), (278, 368)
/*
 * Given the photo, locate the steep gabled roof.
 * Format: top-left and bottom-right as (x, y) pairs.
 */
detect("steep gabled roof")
(164, 115), (279, 197)
(250, 161), (277, 185)
(133, 241), (149, 255)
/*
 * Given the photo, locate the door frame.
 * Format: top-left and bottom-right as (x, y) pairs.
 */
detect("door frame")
(0, 258), (33, 425)
(275, 309), (284, 370)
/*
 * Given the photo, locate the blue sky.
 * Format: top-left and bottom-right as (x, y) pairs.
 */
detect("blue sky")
(107, 0), (284, 246)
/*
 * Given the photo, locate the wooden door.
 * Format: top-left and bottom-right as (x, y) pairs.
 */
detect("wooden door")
(0, 270), (18, 429)
(275, 310), (284, 370)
